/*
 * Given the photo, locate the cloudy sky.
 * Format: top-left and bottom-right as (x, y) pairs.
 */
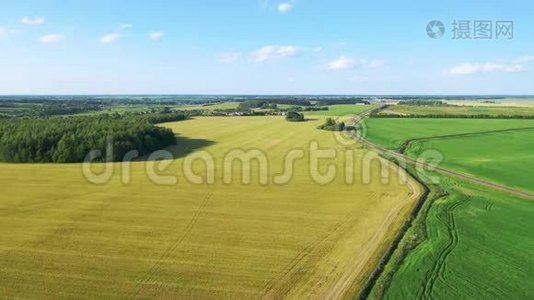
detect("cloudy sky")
(0, 0), (533, 94)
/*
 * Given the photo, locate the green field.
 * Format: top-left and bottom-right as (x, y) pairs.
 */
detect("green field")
(0, 116), (421, 298)
(364, 116), (534, 299)
(364, 118), (534, 150)
(379, 104), (534, 117)
(307, 104), (379, 117)
(405, 129), (534, 193)
(379, 176), (534, 299)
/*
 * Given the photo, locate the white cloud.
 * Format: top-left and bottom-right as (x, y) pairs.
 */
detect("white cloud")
(149, 32), (164, 41)
(252, 45), (301, 62)
(448, 62), (525, 75)
(219, 45), (302, 64)
(277, 3), (293, 13)
(39, 34), (65, 44)
(325, 56), (386, 70)
(326, 56), (362, 70)
(100, 32), (121, 44)
(21, 16), (45, 25)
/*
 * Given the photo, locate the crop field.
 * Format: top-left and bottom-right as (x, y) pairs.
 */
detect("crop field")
(380, 176), (534, 299)
(379, 104), (534, 117)
(364, 118), (534, 150)
(0, 116), (421, 298)
(364, 113), (534, 299)
(405, 129), (534, 193)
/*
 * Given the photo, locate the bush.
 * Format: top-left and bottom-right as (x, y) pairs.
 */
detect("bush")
(285, 111), (305, 122)
(317, 118), (345, 131)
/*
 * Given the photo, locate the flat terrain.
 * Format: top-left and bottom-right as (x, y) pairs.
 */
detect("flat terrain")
(405, 129), (534, 193)
(364, 118), (534, 150)
(363, 114), (534, 299)
(382, 177), (534, 299)
(379, 104), (534, 117)
(0, 116), (421, 298)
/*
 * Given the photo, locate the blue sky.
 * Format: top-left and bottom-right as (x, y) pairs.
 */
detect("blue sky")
(0, 0), (533, 95)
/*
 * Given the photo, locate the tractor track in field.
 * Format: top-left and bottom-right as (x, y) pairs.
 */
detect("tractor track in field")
(258, 213), (357, 299)
(485, 200), (494, 212)
(129, 189), (213, 298)
(419, 196), (471, 300)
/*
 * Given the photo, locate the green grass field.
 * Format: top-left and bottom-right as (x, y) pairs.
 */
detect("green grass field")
(379, 176), (534, 299)
(405, 129), (534, 193)
(364, 118), (534, 150)
(379, 104), (534, 117)
(0, 116), (421, 298)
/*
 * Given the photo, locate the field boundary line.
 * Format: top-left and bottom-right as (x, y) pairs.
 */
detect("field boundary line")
(356, 160), (431, 300)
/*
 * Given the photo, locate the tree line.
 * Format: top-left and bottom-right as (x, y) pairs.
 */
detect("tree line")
(0, 113), (187, 163)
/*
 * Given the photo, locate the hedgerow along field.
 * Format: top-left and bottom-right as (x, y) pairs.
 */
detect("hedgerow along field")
(0, 115), (422, 298)
(376, 176), (534, 299)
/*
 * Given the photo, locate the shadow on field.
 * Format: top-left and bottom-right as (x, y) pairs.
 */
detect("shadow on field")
(137, 135), (216, 161)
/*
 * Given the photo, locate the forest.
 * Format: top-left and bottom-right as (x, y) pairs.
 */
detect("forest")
(0, 113), (187, 163)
